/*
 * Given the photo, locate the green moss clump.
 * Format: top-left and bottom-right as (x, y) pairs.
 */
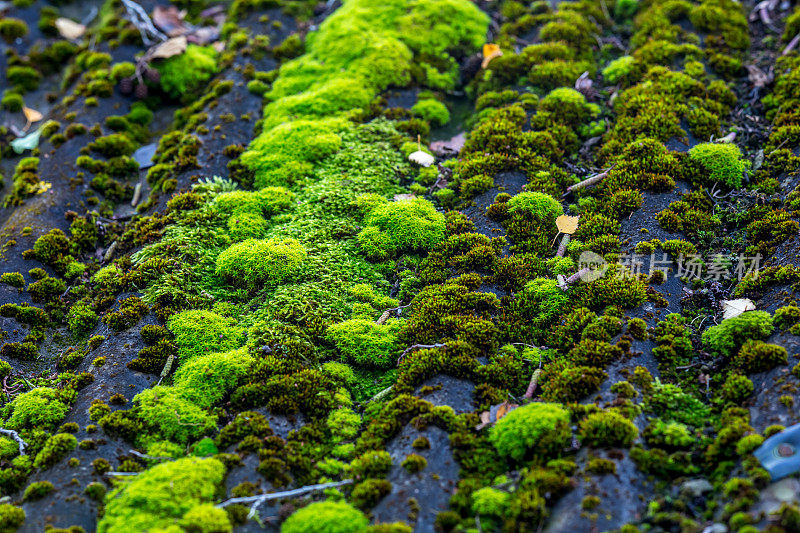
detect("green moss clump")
(506, 192), (563, 224)
(702, 311), (774, 358)
(489, 402), (571, 462)
(156, 45), (219, 101)
(721, 373), (754, 403)
(1, 90), (24, 111)
(579, 411), (638, 448)
(412, 98), (450, 127)
(4, 387), (70, 431)
(358, 197), (446, 259)
(167, 310), (245, 361)
(97, 457), (228, 532)
(327, 319), (402, 369)
(688, 143), (750, 189)
(472, 487), (510, 517)
(0, 272), (24, 288)
(0, 504), (25, 531)
(215, 237), (306, 289)
(66, 305), (97, 337)
(0, 18), (28, 43)
(281, 500), (368, 533)
(33, 433), (77, 469)
(602, 55), (639, 84)
(22, 481), (53, 501)
(733, 340), (788, 374)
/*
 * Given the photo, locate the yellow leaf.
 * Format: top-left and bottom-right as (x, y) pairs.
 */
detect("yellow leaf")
(481, 43), (503, 69)
(556, 215), (580, 235)
(23, 107), (42, 124)
(54, 18), (86, 40)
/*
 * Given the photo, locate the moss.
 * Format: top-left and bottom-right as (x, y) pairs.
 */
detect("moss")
(412, 98), (450, 127)
(603, 55), (639, 84)
(357, 197), (446, 259)
(4, 387), (70, 431)
(733, 340), (788, 374)
(702, 311), (774, 358)
(215, 237), (306, 289)
(489, 402), (571, 462)
(103, 296), (149, 331)
(327, 319), (402, 369)
(0, 18), (27, 43)
(22, 480), (53, 502)
(721, 373), (753, 403)
(97, 457), (228, 533)
(0, 272), (24, 288)
(644, 381), (710, 427)
(401, 453), (427, 473)
(579, 410), (638, 448)
(352, 478), (392, 510)
(688, 143), (750, 189)
(0, 504), (24, 532)
(1, 91), (24, 111)
(281, 501), (368, 533)
(156, 45), (219, 102)
(33, 433), (77, 469)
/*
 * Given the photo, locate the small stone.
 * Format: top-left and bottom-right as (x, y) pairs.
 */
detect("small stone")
(680, 478), (713, 498)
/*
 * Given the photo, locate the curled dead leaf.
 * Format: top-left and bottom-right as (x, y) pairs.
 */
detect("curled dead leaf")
(149, 36), (187, 60)
(23, 106), (42, 124)
(55, 17), (86, 40)
(481, 43), (503, 69)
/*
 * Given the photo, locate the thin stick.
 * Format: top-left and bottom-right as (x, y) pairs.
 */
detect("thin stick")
(217, 479), (354, 519)
(0, 428), (28, 455)
(563, 166), (615, 196)
(397, 343), (447, 364)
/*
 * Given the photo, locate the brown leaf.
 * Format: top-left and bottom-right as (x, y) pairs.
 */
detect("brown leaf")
(496, 402), (519, 420)
(556, 215), (580, 235)
(745, 64), (770, 88)
(23, 106), (42, 123)
(481, 43), (503, 69)
(54, 17), (86, 40)
(149, 36), (188, 60)
(153, 6), (189, 36)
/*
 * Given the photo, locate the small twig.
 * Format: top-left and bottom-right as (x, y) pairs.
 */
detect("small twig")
(103, 241), (118, 263)
(369, 385), (394, 403)
(556, 234), (570, 257)
(106, 471), (140, 476)
(784, 33), (800, 55)
(119, 0), (167, 45)
(0, 428), (28, 455)
(563, 166), (615, 196)
(157, 354), (175, 386)
(397, 343), (447, 364)
(217, 480), (354, 519)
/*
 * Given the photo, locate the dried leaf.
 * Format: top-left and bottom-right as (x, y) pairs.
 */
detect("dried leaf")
(496, 402), (519, 420)
(55, 17), (86, 40)
(746, 64), (770, 88)
(722, 298), (756, 320)
(188, 26), (221, 45)
(149, 36), (187, 60)
(23, 106), (42, 124)
(409, 150), (434, 167)
(556, 215), (580, 235)
(152, 6), (189, 36)
(481, 43), (503, 69)
(393, 193), (415, 201)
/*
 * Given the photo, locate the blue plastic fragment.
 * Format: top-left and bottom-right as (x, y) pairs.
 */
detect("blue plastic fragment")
(132, 143), (158, 169)
(754, 423), (800, 481)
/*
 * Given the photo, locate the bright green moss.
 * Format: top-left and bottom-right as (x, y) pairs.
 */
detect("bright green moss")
(242, 0), (487, 186)
(33, 433), (77, 470)
(0, 504), (24, 531)
(644, 381), (710, 427)
(167, 309), (245, 363)
(0, 272), (24, 288)
(4, 387), (70, 431)
(215, 237), (306, 288)
(688, 142), (750, 189)
(67, 304), (98, 336)
(0, 18), (28, 43)
(97, 457), (228, 533)
(358, 197), (446, 258)
(412, 98), (450, 127)
(602, 55), (638, 84)
(170, 347), (253, 408)
(472, 487), (510, 517)
(133, 387), (216, 445)
(513, 278), (569, 326)
(227, 212), (268, 241)
(281, 500), (368, 533)
(489, 402), (571, 462)
(506, 192), (563, 225)
(721, 373), (754, 403)
(701, 311), (774, 358)
(327, 319), (402, 369)
(156, 45), (219, 101)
